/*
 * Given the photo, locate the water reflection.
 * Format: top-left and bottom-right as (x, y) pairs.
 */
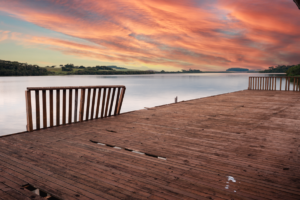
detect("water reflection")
(0, 73), (284, 136)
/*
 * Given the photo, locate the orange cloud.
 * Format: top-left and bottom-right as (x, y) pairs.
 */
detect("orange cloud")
(0, 0), (299, 70)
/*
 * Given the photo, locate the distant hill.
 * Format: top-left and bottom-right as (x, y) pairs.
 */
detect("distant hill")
(107, 66), (127, 70)
(226, 68), (249, 72)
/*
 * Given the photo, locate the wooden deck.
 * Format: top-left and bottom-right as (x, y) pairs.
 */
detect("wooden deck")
(0, 90), (300, 200)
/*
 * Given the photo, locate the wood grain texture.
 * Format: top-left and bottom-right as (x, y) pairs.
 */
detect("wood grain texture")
(2, 90), (300, 199)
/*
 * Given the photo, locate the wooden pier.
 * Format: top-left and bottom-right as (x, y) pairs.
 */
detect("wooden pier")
(0, 90), (300, 199)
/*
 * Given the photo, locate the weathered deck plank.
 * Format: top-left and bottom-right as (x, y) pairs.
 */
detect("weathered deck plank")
(0, 90), (300, 199)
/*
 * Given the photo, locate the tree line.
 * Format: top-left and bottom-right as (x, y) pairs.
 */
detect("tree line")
(0, 60), (48, 76)
(260, 64), (297, 73)
(0, 60), (155, 76)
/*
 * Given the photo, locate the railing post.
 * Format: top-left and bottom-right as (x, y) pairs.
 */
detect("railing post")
(117, 87), (126, 115)
(25, 90), (33, 132)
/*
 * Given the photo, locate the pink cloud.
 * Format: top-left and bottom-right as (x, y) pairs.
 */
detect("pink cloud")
(0, 0), (299, 70)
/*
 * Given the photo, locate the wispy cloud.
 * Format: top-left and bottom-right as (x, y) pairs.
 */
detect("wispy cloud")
(0, 0), (299, 70)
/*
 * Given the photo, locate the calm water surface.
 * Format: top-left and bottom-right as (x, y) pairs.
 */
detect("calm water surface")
(0, 73), (281, 136)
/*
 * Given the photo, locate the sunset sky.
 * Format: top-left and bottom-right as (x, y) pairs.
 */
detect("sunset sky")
(0, 0), (299, 71)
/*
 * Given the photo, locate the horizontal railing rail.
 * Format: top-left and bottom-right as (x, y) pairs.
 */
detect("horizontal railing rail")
(25, 85), (126, 132)
(248, 77), (300, 91)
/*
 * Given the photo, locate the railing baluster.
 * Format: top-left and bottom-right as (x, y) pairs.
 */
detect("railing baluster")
(285, 77), (288, 91)
(248, 77), (250, 90)
(264, 77), (266, 90)
(74, 89), (78, 122)
(101, 88), (106, 118)
(96, 88), (102, 119)
(79, 89), (85, 122)
(297, 78), (299, 92)
(49, 90), (53, 127)
(117, 87), (126, 115)
(35, 90), (40, 130)
(105, 88), (111, 117)
(274, 77), (277, 91)
(280, 77), (282, 91)
(114, 88), (121, 116)
(90, 88), (96, 119)
(293, 78), (296, 91)
(25, 90), (33, 131)
(288, 77), (291, 91)
(86, 88), (91, 120)
(42, 90), (47, 128)
(271, 77), (273, 90)
(109, 88), (116, 117)
(69, 89), (72, 124)
(63, 89), (66, 125)
(56, 89), (60, 126)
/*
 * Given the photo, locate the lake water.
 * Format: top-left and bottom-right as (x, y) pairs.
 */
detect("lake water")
(0, 73), (283, 136)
